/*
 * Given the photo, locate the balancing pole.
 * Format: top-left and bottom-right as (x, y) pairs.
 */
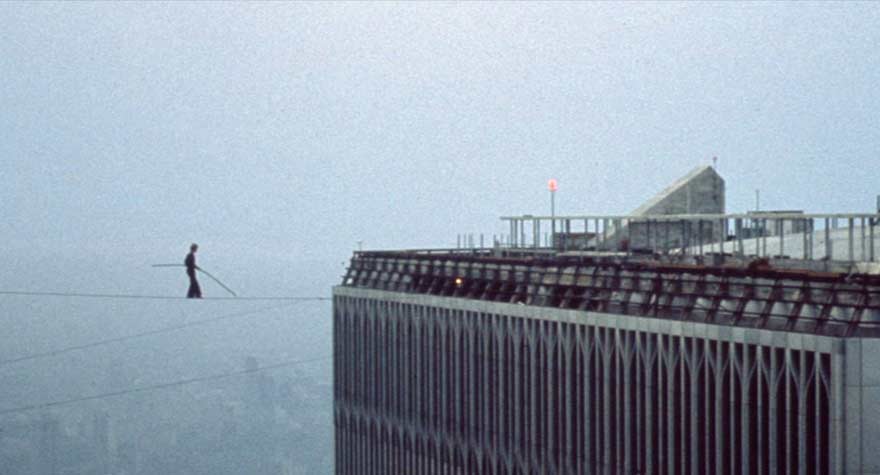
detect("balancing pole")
(151, 264), (238, 297)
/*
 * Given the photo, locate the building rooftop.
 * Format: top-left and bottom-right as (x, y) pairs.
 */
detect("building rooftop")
(342, 168), (880, 337)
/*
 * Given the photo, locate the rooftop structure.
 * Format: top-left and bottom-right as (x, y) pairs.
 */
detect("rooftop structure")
(630, 165), (725, 216)
(334, 167), (880, 474)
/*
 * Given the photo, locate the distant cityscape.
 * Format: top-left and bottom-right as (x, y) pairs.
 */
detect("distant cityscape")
(0, 355), (332, 475)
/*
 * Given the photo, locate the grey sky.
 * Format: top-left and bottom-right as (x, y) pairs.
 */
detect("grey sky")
(3, 2), (879, 262)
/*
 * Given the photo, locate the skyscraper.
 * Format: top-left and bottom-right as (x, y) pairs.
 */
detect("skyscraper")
(334, 169), (880, 474)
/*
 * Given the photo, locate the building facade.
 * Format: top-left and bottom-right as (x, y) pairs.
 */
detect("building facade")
(334, 168), (880, 474)
(334, 250), (880, 474)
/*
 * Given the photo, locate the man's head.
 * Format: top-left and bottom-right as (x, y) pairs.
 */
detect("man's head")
(190, 243), (198, 252)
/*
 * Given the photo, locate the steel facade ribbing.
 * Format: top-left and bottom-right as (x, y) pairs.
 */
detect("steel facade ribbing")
(333, 291), (839, 475)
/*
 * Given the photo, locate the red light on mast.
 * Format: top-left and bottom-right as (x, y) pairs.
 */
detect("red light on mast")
(548, 179), (558, 192)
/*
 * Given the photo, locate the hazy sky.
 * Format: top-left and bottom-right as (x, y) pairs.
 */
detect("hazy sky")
(3, 2), (879, 263)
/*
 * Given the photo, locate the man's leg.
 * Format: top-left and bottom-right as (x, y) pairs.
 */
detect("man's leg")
(187, 275), (198, 298)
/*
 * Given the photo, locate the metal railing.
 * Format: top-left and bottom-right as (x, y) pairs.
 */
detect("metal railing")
(493, 212), (880, 263)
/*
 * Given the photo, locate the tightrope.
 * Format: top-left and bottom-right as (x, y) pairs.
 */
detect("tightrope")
(0, 290), (330, 301)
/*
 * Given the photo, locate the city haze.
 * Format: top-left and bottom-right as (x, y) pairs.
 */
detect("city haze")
(2, 2), (880, 474)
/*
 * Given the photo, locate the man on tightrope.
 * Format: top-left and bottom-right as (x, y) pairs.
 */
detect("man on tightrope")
(185, 243), (202, 298)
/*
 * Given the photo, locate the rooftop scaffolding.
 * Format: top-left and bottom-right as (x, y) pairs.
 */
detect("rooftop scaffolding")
(498, 212), (880, 265)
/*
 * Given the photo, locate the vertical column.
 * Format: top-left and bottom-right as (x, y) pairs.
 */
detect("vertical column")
(603, 219), (609, 248)
(634, 333), (644, 475)
(807, 219), (814, 260)
(784, 348), (794, 474)
(690, 340), (702, 474)
(680, 337), (691, 475)
(735, 218), (743, 256)
(848, 218), (855, 262)
(813, 351), (822, 474)
(412, 311), (422, 460)
(469, 316), (478, 455)
(454, 315), (463, 449)
(664, 219), (671, 255)
(861, 217), (867, 262)
(614, 329), (624, 473)
(830, 341), (845, 475)
(427, 312), (437, 438)
(586, 219), (592, 249)
(825, 218), (833, 260)
(644, 334), (655, 475)
(334, 299), (343, 474)
(563, 326), (574, 474)
(658, 334), (669, 474)
(741, 346), (751, 475)
(379, 302), (388, 474)
(699, 220), (704, 256)
(714, 342), (725, 474)
(597, 328), (614, 475)
(665, 337), (676, 475)
(386, 307), (395, 474)
(495, 319), (506, 466)
(797, 350), (807, 474)
(363, 301), (373, 475)
(762, 219), (768, 258)
(529, 328), (540, 468)
(754, 347), (764, 475)
(534, 219), (540, 249)
(546, 326), (556, 472)
(510, 220), (516, 248)
(803, 219), (810, 260)
(584, 219), (590, 249)
(627, 219), (633, 256)
(449, 314), (458, 447)
(682, 219), (690, 255)
(766, 347), (778, 474)
(871, 216), (876, 262)
(583, 331), (594, 474)
(622, 331), (634, 474)
(651, 220), (658, 254)
(512, 324), (522, 467)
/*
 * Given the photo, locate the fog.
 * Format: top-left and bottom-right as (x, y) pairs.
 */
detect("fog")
(0, 254), (335, 474)
(2, 2), (880, 474)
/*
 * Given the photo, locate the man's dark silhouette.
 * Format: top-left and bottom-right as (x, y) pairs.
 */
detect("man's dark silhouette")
(185, 243), (202, 298)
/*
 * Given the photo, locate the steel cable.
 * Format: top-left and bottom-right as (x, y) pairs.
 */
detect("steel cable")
(0, 300), (326, 367)
(0, 355), (332, 416)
